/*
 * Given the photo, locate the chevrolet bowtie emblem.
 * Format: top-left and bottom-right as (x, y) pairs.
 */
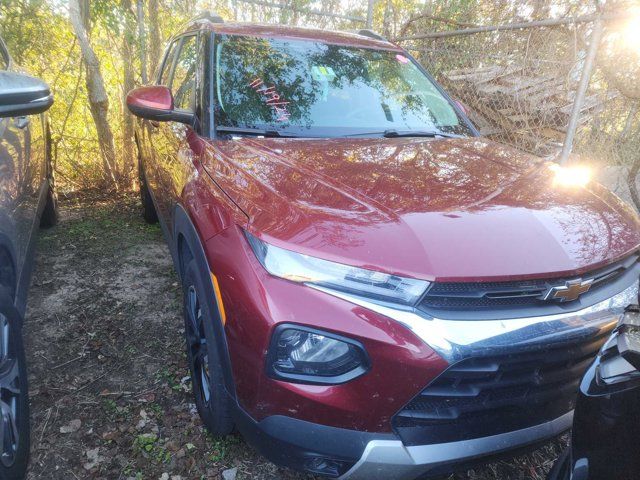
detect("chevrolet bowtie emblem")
(544, 278), (594, 303)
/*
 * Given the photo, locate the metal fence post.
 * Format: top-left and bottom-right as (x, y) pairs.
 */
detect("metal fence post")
(366, 0), (375, 29)
(559, 16), (604, 165)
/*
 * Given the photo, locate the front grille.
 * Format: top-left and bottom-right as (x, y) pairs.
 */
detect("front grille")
(393, 331), (610, 446)
(419, 254), (638, 316)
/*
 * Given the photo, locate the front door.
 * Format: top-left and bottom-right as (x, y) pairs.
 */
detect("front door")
(154, 33), (201, 241)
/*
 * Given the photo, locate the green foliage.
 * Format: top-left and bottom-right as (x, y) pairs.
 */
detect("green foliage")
(1, 0), (638, 193)
(133, 433), (171, 464)
(0, 0), (196, 191)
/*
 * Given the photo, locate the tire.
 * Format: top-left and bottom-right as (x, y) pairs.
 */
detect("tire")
(0, 289), (29, 480)
(39, 181), (58, 228)
(138, 160), (158, 224)
(40, 122), (58, 228)
(182, 259), (233, 436)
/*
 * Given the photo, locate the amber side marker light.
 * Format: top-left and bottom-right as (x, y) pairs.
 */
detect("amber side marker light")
(211, 273), (227, 325)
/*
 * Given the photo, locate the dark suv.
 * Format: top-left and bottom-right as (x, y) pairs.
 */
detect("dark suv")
(127, 15), (640, 480)
(0, 36), (56, 479)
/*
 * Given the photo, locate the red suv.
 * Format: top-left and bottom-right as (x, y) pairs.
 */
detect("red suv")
(127, 14), (640, 480)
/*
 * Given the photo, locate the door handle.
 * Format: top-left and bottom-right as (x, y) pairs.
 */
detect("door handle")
(14, 116), (29, 129)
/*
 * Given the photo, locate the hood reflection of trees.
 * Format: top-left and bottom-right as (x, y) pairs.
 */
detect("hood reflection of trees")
(205, 135), (639, 263)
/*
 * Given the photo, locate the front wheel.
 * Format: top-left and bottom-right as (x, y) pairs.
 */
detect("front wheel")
(0, 290), (30, 480)
(182, 260), (233, 436)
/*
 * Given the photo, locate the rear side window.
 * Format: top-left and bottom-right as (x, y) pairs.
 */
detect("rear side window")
(170, 35), (198, 112)
(159, 41), (178, 86)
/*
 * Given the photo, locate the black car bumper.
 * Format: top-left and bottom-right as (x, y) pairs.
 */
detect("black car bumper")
(234, 405), (572, 480)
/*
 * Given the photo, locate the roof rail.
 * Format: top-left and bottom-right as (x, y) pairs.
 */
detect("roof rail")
(191, 11), (224, 24)
(355, 29), (388, 42)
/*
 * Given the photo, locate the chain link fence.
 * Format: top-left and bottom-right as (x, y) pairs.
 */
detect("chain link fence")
(396, 8), (640, 208)
(205, 0), (640, 208)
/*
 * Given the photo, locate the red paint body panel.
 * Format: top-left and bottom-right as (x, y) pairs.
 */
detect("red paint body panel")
(203, 224), (447, 431)
(200, 136), (640, 282)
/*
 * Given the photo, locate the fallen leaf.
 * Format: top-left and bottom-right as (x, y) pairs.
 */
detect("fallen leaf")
(83, 447), (104, 470)
(60, 419), (82, 434)
(222, 467), (238, 480)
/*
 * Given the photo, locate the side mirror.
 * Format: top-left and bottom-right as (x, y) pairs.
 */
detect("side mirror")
(126, 85), (194, 125)
(0, 71), (53, 118)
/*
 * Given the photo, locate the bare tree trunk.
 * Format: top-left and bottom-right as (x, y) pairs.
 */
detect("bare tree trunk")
(68, 0), (118, 189)
(382, 0), (391, 38)
(136, 0), (148, 84)
(148, 0), (161, 80)
(121, 0), (136, 187)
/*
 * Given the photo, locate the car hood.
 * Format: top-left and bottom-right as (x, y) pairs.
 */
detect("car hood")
(201, 137), (640, 281)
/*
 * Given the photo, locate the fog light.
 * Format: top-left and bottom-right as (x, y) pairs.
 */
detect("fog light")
(267, 325), (369, 384)
(304, 456), (347, 477)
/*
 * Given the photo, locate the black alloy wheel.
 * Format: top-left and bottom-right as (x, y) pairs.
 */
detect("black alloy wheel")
(0, 312), (20, 468)
(185, 284), (212, 408)
(181, 260), (233, 436)
(0, 292), (29, 480)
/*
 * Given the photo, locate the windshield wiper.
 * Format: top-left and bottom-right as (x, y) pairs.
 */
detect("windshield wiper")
(216, 126), (298, 138)
(344, 129), (463, 139)
(382, 129), (463, 138)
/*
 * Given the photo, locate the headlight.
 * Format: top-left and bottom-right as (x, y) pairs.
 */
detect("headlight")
(267, 325), (369, 384)
(245, 232), (429, 305)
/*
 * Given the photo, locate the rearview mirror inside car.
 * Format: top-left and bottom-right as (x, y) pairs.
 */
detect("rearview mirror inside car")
(0, 71), (53, 118)
(126, 85), (194, 125)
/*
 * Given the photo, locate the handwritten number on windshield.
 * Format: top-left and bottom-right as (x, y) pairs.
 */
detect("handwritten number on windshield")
(249, 78), (291, 122)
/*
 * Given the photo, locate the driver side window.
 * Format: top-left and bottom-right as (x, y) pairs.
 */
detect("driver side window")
(158, 41), (178, 86)
(169, 35), (198, 112)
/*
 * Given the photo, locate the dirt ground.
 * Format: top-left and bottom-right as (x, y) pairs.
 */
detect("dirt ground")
(23, 193), (566, 480)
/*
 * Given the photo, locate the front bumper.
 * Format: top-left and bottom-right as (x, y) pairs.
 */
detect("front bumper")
(238, 282), (639, 479)
(237, 406), (571, 479)
(208, 227), (639, 478)
(341, 411), (573, 480)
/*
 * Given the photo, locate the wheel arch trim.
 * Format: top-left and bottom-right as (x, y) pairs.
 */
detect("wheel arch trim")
(172, 203), (237, 401)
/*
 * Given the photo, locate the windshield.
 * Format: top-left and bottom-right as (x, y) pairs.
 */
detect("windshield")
(213, 35), (473, 137)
